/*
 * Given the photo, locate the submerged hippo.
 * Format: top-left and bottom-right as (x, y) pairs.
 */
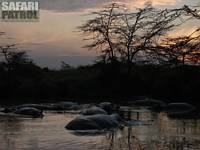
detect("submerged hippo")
(80, 106), (107, 115)
(14, 107), (44, 118)
(16, 103), (62, 111)
(132, 99), (166, 111)
(1, 107), (16, 113)
(16, 102), (80, 111)
(57, 102), (80, 110)
(66, 114), (123, 130)
(165, 103), (196, 118)
(0, 106), (5, 112)
(16, 104), (49, 110)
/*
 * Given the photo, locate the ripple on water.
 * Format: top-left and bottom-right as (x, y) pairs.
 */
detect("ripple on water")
(0, 107), (200, 150)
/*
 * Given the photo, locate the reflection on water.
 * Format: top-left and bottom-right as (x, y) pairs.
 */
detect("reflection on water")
(0, 106), (200, 150)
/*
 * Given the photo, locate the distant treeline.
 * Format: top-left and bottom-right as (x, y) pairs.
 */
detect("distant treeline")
(0, 54), (199, 105)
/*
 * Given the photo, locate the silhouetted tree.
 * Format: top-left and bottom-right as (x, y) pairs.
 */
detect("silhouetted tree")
(79, 3), (200, 72)
(120, 4), (200, 70)
(151, 28), (200, 66)
(116, 4), (186, 72)
(0, 44), (32, 71)
(60, 61), (72, 71)
(79, 3), (124, 63)
(116, 4), (156, 72)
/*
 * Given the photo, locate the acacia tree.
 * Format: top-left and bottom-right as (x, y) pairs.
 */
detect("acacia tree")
(79, 3), (124, 63)
(116, 4), (181, 71)
(0, 44), (30, 71)
(0, 44), (16, 64)
(79, 3), (200, 69)
(117, 4), (200, 71)
(115, 4), (156, 69)
(152, 28), (200, 66)
(147, 5), (200, 67)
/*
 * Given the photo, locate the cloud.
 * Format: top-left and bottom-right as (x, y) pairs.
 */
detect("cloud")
(40, 0), (181, 13)
(40, 0), (112, 12)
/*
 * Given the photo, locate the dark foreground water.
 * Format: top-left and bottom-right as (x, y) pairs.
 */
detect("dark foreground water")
(0, 106), (200, 150)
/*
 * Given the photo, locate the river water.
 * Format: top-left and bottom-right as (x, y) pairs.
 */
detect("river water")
(0, 106), (200, 150)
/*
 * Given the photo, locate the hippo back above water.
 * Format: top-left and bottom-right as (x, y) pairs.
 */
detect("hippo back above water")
(66, 114), (122, 131)
(164, 103), (197, 118)
(131, 99), (166, 111)
(80, 106), (107, 115)
(165, 103), (195, 112)
(14, 107), (44, 118)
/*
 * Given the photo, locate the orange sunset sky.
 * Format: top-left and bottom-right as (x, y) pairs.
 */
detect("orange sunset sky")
(0, 0), (199, 68)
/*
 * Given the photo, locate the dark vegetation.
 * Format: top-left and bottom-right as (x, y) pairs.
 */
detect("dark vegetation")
(0, 54), (199, 105)
(0, 3), (200, 105)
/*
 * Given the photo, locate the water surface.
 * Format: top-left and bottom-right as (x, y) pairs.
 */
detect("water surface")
(0, 107), (200, 150)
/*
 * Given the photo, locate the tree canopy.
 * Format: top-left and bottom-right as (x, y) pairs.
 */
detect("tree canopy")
(79, 3), (200, 68)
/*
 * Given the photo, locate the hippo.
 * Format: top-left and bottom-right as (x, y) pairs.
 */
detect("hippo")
(16, 102), (80, 111)
(164, 103), (197, 118)
(57, 102), (80, 110)
(14, 107), (44, 118)
(16, 104), (49, 110)
(17, 103), (62, 111)
(80, 106), (107, 115)
(1, 107), (16, 113)
(98, 102), (119, 113)
(131, 99), (166, 111)
(0, 106), (4, 112)
(66, 114), (123, 130)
